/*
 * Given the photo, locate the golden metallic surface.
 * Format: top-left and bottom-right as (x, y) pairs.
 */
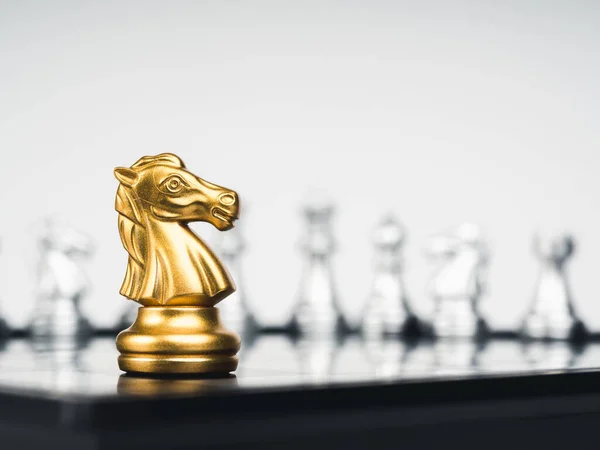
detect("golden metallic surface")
(113, 153), (241, 374)
(117, 307), (240, 373)
(117, 373), (238, 397)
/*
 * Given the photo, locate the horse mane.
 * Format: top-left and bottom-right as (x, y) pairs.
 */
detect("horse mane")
(115, 153), (184, 300)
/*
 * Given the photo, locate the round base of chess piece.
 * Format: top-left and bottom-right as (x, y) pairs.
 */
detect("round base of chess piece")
(117, 373), (238, 396)
(288, 312), (352, 340)
(116, 306), (241, 374)
(361, 309), (426, 339)
(432, 297), (486, 339)
(432, 317), (488, 339)
(521, 315), (588, 342)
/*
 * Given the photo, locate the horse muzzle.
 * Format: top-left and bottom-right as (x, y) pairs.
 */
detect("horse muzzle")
(210, 190), (240, 230)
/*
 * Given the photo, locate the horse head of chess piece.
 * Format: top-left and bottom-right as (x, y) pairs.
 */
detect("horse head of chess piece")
(114, 153), (242, 374)
(30, 220), (94, 339)
(41, 220), (94, 259)
(521, 232), (586, 340)
(426, 223), (489, 338)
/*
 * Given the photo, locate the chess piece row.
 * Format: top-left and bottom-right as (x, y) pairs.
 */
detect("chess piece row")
(217, 201), (583, 341)
(115, 199), (586, 343)
(0, 205), (582, 343)
(286, 202), (584, 341)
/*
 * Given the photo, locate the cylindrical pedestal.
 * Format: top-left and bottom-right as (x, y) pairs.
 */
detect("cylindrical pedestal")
(116, 306), (240, 374)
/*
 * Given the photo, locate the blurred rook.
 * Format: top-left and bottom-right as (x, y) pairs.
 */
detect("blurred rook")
(290, 196), (348, 338)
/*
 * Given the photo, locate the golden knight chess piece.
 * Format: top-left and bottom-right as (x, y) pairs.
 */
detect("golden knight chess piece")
(113, 153), (241, 374)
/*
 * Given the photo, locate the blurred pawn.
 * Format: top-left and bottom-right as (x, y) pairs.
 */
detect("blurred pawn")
(215, 224), (257, 337)
(426, 223), (489, 338)
(290, 195), (349, 338)
(521, 233), (586, 340)
(30, 220), (93, 339)
(361, 215), (419, 338)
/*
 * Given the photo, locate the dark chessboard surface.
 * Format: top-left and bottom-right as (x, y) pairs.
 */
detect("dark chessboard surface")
(2, 333), (600, 449)
(0, 334), (597, 398)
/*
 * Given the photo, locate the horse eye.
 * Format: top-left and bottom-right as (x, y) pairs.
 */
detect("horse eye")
(163, 176), (185, 193)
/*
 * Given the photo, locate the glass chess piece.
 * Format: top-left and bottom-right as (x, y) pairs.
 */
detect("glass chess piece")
(215, 224), (257, 337)
(289, 198), (349, 338)
(30, 220), (93, 339)
(361, 215), (419, 338)
(520, 233), (586, 340)
(426, 223), (489, 338)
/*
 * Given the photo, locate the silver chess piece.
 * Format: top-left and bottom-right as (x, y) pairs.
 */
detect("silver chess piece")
(521, 233), (584, 340)
(215, 225), (257, 336)
(361, 215), (416, 337)
(426, 223), (489, 338)
(290, 198), (348, 337)
(30, 220), (93, 338)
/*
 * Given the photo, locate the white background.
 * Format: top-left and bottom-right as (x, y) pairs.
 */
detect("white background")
(0, 0), (599, 330)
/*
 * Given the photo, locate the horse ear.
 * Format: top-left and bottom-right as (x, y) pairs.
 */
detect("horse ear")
(114, 167), (139, 187)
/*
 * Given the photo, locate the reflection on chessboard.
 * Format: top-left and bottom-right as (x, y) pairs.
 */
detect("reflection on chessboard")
(0, 333), (594, 400)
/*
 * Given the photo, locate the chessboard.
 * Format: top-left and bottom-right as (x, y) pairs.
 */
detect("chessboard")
(1, 332), (600, 449)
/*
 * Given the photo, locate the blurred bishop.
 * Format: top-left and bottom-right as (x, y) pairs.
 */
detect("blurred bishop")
(521, 233), (585, 340)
